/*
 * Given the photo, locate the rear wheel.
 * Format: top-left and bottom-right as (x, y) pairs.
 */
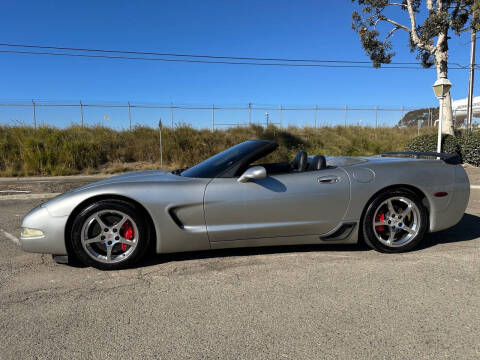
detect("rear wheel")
(70, 200), (151, 270)
(362, 189), (428, 253)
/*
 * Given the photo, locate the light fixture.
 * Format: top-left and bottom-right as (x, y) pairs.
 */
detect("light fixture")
(432, 78), (452, 98)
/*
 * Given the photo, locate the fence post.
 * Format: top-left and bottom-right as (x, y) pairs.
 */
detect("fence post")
(279, 105), (282, 128)
(248, 102), (252, 125)
(32, 100), (36, 129)
(170, 102), (174, 128)
(344, 105), (348, 127)
(212, 104), (215, 130)
(158, 118), (163, 167)
(375, 106), (378, 129)
(128, 101), (132, 130)
(314, 105), (318, 128)
(80, 101), (84, 127)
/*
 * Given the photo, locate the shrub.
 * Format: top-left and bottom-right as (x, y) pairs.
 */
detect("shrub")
(461, 131), (480, 166)
(404, 133), (461, 157)
(404, 131), (480, 166)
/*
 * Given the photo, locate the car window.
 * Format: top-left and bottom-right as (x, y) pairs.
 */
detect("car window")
(181, 141), (263, 178)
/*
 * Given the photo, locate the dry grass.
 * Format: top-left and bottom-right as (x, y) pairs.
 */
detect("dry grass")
(0, 124), (432, 176)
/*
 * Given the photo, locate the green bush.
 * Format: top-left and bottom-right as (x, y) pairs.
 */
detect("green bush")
(461, 131), (480, 166)
(405, 131), (480, 166)
(404, 133), (461, 156)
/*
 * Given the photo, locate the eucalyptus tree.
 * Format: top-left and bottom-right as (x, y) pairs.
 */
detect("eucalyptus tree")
(351, 0), (480, 135)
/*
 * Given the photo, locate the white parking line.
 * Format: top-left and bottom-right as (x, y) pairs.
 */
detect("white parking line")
(1, 229), (20, 246)
(0, 193), (61, 201)
(0, 190), (31, 193)
(471, 185), (480, 190)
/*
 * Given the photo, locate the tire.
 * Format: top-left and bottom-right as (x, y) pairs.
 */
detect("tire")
(70, 199), (151, 270)
(362, 188), (428, 253)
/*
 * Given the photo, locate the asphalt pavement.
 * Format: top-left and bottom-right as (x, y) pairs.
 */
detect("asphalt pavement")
(1, 170), (480, 359)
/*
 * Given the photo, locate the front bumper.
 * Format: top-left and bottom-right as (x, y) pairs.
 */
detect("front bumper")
(19, 205), (68, 255)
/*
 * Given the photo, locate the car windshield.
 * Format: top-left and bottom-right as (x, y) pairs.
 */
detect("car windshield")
(181, 141), (263, 178)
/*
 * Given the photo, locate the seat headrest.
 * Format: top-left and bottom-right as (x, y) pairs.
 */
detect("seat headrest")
(292, 151), (308, 172)
(309, 155), (327, 170)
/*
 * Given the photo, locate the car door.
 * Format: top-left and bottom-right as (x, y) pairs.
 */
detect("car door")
(203, 167), (351, 242)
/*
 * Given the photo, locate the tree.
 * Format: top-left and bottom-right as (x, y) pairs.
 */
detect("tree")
(351, 0), (480, 136)
(398, 107), (439, 126)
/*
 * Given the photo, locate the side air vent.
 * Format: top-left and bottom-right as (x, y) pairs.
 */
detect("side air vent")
(320, 222), (356, 241)
(168, 208), (185, 229)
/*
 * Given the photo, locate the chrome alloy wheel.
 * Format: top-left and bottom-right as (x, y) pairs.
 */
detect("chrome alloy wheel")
(80, 210), (139, 264)
(372, 196), (421, 248)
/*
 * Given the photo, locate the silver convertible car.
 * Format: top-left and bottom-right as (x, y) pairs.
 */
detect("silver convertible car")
(20, 140), (470, 270)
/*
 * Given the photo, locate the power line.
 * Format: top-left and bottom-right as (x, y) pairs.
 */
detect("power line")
(0, 49), (469, 69)
(0, 42), (423, 65)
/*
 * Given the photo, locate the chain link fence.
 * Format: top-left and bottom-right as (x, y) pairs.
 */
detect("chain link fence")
(0, 100), (432, 130)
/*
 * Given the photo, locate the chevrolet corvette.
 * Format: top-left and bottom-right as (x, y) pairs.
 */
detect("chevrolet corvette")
(19, 140), (470, 269)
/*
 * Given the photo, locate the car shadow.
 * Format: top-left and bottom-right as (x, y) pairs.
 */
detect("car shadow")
(135, 243), (365, 269)
(420, 213), (480, 250)
(254, 177), (287, 192)
(135, 213), (480, 268)
(66, 213), (480, 270)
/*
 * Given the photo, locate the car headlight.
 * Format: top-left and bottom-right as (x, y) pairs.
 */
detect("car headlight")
(20, 227), (44, 238)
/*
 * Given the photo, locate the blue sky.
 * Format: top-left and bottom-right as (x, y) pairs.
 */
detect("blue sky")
(0, 1), (477, 128)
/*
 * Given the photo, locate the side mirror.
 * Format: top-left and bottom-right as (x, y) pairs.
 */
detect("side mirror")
(237, 166), (267, 183)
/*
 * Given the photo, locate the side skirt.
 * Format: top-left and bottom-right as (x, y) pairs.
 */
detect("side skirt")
(210, 225), (358, 250)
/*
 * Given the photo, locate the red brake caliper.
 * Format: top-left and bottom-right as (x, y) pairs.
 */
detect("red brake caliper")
(121, 221), (134, 251)
(375, 212), (385, 232)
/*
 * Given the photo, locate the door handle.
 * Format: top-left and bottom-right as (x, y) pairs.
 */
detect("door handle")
(317, 175), (339, 184)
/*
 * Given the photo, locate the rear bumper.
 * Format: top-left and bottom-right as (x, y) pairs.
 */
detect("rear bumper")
(429, 166), (470, 232)
(19, 205), (68, 255)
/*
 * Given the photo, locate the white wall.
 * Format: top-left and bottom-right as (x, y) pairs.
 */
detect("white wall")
(452, 96), (480, 120)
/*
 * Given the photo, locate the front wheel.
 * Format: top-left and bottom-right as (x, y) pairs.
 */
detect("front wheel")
(70, 199), (151, 270)
(362, 189), (428, 253)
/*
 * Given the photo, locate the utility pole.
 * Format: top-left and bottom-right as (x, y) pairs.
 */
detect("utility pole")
(279, 105), (283, 128)
(170, 102), (174, 128)
(248, 102), (252, 125)
(128, 101), (132, 130)
(375, 106), (379, 129)
(212, 104), (215, 130)
(314, 105), (318, 128)
(344, 105), (348, 127)
(467, 25), (476, 132)
(32, 100), (36, 129)
(80, 101), (84, 127)
(265, 112), (269, 126)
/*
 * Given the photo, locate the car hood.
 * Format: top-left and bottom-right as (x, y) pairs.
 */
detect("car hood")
(38, 169), (202, 217)
(71, 170), (186, 192)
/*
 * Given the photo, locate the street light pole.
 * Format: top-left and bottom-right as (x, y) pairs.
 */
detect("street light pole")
(432, 78), (452, 153)
(437, 97), (444, 153)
